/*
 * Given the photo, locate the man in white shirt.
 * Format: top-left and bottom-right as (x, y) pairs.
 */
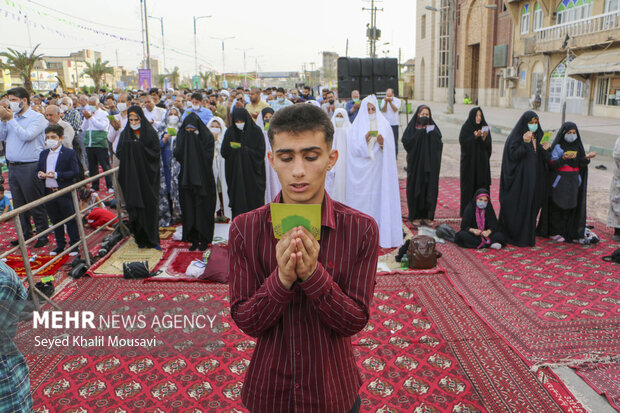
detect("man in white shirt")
(44, 105), (74, 149)
(320, 90), (344, 118)
(380, 88), (401, 158)
(81, 96), (112, 192)
(143, 96), (166, 132)
(107, 93), (130, 167)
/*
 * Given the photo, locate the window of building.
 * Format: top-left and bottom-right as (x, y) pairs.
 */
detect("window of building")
(606, 0), (620, 12)
(437, 0), (450, 88)
(533, 3), (544, 31)
(556, 0), (593, 24)
(597, 77), (620, 106)
(421, 15), (426, 39)
(597, 78), (610, 105)
(521, 4), (530, 34)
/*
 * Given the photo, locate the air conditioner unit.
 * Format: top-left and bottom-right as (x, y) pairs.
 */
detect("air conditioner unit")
(499, 68), (507, 77)
(506, 67), (518, 79)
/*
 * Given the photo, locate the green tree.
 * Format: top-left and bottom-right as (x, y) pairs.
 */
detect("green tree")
(0, 44), (44, 94)
(167, 66), (180, 89)
(158, 74), (167, 88)
(82, 58), (113, 91)
(200, 71), (213, 89)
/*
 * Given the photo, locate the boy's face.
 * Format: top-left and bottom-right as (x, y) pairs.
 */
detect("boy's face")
(268, 129), (337, 205)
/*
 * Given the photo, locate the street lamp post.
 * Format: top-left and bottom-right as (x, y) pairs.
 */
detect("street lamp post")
(212, 36), (235, 84)
(142, 0), (151, 71)
(149, 16), (166, 72)
(193, 15), (212, 77)
(236, 48), (253, 88)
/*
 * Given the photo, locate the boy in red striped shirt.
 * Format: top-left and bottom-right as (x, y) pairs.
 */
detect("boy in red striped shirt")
(229, 104), (379, 413)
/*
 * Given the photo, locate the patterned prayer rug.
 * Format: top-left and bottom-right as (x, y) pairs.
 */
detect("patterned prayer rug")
(439, 229), (620, 366)
(573, 363), (620, 412)
(87, 238), (164, 277)
(4, 254), (68, 277)
(19, 275), (584, 412)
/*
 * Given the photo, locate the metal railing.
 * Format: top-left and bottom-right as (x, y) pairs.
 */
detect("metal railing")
(0, 167), (128, 311)
(535, 10), (620, 43)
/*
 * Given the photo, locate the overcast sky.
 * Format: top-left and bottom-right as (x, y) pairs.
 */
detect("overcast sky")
(1, 0), (416, 77)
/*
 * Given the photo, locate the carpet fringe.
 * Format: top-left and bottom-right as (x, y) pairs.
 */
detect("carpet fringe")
(530, 355), (620, 371)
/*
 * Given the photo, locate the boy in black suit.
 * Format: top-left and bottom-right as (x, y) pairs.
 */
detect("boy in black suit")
(37, 124), (80, 256)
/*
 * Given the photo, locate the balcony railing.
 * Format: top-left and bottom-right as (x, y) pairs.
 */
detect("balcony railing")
(535, 10), (620, 43)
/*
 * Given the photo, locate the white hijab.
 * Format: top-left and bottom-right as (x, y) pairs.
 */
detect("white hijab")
(256, 110), (282, 204)
(206, 116), (231, 219)
(327, 108), (351, 203)
(345, 95), (402, 248)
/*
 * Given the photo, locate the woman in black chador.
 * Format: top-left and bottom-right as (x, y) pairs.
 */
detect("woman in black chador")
(174, 112), (216, 251)
(455, 188), (505, 249)
(117, 106), (161, 249)
(221, 108), (266, 218)
(498, 111), (550, 247)
(537, 121), (596, 242)
(459, 107), (492, 216)
(401, 105), (443, 227)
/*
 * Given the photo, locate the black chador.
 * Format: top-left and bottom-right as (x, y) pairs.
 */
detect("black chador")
(537, 122), (589, 241)
(498, 111), (550, 247)
(221, 108), (266, 218)
(401, 105), (443, 221)
(117, 106), (161, 248)
(459, 107), (492, 216)
(174, 112), (216, 251)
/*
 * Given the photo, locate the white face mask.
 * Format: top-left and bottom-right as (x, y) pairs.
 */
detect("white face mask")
(209, 127), (221, 135)
(59, 104), (68, 113)
(117, 102), (128, 112)
(88, 105), (97, 113)
(130, 123), (140, 130)
(167, 115), (179, 125)
(564, 133), (578, 143)
(194, 130), (200, 135)
(235, 122), (245, 130)
(476, 200), (488, 209)
(192, 104), (201, 111)
(368, 113), (377, 121)
(9, 101), (21, 113)
(335, 118), (345, 127)
(45, 139), (60, 150)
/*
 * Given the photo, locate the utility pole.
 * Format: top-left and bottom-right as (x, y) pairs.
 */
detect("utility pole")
(237, 48), (253, 88)
(362, 0), (383, 58)
(139, 3), (146, 68)
(211, 36), (235, 83)
(115, 49), (119, 67)
(149, 16), (166, 71)
(142, 0), (151, 71)
(193, 15), (212, 77)
(560, 35), (571, 125)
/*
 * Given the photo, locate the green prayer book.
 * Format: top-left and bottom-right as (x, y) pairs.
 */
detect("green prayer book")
(270, 203), (321, 240)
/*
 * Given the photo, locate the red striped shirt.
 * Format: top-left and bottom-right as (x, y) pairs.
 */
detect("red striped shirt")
(229, 191), (379, 413)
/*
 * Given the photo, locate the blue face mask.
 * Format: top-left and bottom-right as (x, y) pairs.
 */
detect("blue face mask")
(476, 200), (488, 209)
(528, 123), (538, 133)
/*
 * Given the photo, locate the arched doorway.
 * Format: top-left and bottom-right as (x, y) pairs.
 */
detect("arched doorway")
(548, 57), (587, 113)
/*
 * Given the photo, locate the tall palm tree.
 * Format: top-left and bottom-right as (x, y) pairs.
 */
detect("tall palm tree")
(82, 58), (113, 91)
(0, 44), (44, 93)
(167, 66), (180, 89)
(200, 71), (213, 89)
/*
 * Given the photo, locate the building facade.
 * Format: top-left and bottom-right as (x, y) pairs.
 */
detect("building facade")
(507, 0), (620, 117)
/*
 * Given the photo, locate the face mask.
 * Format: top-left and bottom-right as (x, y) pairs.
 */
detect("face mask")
(113, 94), (119, 100)
(476, 200), (488, 209)
(117, 102), (128, 112)
(45, 139), (60, 150)
(335, 118), (345, 127)
(368, 113), (377, 121)
(130, 123), (140, 130)
(209, 127), (220, 135)
(328, 99), (335, 104)
(59, 104), (68, 113)
(277, 97), (284, 103)
(418, 116), (430, 126)
(528, 123), (538, 133)
(564, 133), (577, 143)
(192, 104), (201, 111)
(167, 115), (179, 125)
(9, 101), (21, 113)
(235, 122), (245, 130)
(88, 105), (97, 113)
(194, 130), (200, 135)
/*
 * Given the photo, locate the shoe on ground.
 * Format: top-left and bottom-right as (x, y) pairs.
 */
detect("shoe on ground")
(189, 242), (199, 251)
(49, 246), (64, 256)
(34, 238), (49, 248)
(108, 188), (114, 193)
(10, 239), (19, 246)
(69, 251), (79, 257)
(490, 243), (502, 250)
(198, 242), (208, 251)
(550, 235), (565, 242)
(613, 234), (620, 242)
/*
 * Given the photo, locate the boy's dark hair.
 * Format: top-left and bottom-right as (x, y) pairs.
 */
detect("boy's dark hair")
(276, 87), (286, 94)
(190, 92), (203, 101)
(6, 87), (29, 104)
(0, 185), (4, 192)
(148, 88), (159, 95)
(45, 124), (64, 138)
(268, 104), (333, 148)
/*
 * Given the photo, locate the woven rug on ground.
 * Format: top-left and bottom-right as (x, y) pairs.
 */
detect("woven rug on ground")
(573, 362), (620, 412)
(18, 274), (585, 412)
(87, 237), (164, 277)
(439, 226), (620, 366)
(399, 177), (500, 221)
(3, 254), (68, 277)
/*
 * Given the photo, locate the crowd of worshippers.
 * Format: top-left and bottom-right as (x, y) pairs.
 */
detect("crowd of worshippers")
(1, 84), (615, 257)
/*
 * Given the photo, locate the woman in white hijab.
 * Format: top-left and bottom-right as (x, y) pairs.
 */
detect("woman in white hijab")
(328, 108), (351, 203)
(256, 107), (282, 204)
(346, 95), (402, 248)
(206, 116), (232, 220)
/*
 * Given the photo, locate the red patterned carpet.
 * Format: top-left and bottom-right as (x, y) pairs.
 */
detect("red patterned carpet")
(574, 363), (620, 412)
(18, 275), (585, 412)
